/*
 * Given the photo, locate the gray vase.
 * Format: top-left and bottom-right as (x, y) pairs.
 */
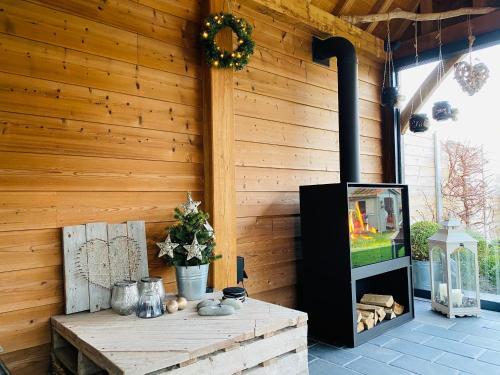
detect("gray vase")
(175, 264), (209, 301)
(413, 260), (431, 291)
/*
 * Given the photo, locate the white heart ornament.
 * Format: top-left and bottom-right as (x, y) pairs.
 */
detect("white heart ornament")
(454, 61), (489, 96)
(76, 236), (142, 289)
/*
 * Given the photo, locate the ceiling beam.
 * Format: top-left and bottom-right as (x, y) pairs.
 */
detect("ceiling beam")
(333, 0), (356, 16)
(392, 1), (421, 40)
(365, 0), (394, 34)
(341, 7), (497, 24)
(394, 10), (500, 59)
(419, 0), (433, 35)
(239, 0), (385, 59)
(400, 53), (463, 134)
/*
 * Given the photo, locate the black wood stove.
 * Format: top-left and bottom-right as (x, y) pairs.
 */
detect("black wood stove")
(299, 37), (414, 347)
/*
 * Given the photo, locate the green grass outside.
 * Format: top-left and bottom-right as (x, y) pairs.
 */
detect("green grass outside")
(351, 244), (406, 268)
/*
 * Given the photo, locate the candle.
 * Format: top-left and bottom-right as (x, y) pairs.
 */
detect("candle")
(451, 289), (462, 307)
(439, 283), (448, 300)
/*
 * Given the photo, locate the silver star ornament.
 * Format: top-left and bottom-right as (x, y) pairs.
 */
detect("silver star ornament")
(183, 234), (206, 261)
(157, 234), (179, 258)
(181, 192), (201, 214)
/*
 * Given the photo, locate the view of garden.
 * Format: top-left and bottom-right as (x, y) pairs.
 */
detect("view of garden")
(401, 44), (500, 304)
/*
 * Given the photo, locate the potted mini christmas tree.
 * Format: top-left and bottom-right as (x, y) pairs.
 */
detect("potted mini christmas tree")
(157, 192), (219, 300)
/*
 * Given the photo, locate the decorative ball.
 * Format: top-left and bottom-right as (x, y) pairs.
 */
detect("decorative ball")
(176, 296), (187, 310)
(166, 300), (178, 313)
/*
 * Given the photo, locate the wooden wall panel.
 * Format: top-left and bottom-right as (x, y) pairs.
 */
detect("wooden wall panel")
(0, 0), (203, 371)
(233, 6), (384, 308)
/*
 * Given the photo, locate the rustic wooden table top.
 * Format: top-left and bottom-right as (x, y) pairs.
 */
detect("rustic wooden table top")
(51, 293), (308, 374)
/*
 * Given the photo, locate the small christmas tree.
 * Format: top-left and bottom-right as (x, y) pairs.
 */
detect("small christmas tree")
(157, 192), (219, 266)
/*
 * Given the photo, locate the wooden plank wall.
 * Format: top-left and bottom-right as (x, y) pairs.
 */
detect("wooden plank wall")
(233, 4), (384, 308)
(403, 132), (437, 222)
(0, 0), (202, 373)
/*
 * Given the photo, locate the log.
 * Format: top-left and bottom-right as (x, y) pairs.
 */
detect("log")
(341, 7), (498, 24)
(376, 309), (387, 322)
(357, 303), (386, 316)
(362, 317), (375, 330)
(393, 302), (404, 315)
(357, 321), (365, 333)
(385, 310), (397, 320)
(359, 310), (375, 320)
(356, 311), (362, 323)
(360, 294), (394, 308)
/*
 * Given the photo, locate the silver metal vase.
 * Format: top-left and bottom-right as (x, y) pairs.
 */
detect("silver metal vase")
(111, 280), (139, 315)
(175, 264), (209, 301)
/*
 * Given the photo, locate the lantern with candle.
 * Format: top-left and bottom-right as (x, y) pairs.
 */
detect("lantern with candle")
(428, 218), (480, 318)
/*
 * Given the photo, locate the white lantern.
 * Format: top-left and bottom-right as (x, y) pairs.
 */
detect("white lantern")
(428, 218), (480, 318)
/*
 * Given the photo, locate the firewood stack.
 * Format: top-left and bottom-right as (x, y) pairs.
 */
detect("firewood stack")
(356, 294), (405, 333)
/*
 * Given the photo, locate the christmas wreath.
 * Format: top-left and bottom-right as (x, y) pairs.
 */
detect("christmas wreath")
(201, 12), (254, 71)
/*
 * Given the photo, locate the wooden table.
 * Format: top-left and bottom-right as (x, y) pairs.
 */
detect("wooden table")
(51, 293), (308, 375)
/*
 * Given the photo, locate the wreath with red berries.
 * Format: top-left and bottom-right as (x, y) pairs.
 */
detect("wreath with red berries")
(200, 13), (254, 71)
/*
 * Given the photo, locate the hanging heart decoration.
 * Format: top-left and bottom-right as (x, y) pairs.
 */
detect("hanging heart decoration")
(454, 61), (489, 96)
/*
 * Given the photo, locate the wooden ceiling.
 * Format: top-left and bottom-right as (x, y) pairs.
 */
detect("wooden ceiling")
(313, 0), (500, 42)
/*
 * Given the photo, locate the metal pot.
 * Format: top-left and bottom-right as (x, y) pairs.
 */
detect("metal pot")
(412, 260), (431, 291)
(175, 264), (209, 301)
(409, 113), (429, 133)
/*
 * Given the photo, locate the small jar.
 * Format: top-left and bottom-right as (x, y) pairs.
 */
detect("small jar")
(139, 277), (165, 304)
(111, 280), (139, 315)
(136, 290), (163, 319)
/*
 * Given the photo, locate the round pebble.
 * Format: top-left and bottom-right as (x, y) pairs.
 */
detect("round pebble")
(197, 299), (220, 310)
(221, 298), (242, 310)
(198, 305), (235, 316)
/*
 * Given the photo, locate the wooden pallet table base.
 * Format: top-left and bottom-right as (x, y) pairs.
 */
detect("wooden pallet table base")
(51, 293), (308, 375)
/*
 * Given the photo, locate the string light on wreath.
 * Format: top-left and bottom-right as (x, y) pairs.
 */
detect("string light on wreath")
(201, 12), (255, 71)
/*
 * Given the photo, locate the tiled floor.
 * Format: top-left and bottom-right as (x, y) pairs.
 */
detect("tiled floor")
(308, 298), (500, 375)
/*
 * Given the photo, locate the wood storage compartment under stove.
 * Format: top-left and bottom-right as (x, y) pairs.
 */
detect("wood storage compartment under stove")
(299, 182), (414, 347)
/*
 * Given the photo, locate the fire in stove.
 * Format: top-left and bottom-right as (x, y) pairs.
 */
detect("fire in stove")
(348, 187), (406, 268)
(349, 201), (378, 240)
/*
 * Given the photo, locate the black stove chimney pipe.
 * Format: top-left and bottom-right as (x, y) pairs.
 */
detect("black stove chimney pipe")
(313, 37), (361, 183)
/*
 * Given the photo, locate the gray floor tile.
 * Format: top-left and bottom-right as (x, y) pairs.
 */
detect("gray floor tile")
(463, 335), (500, 352)
(309, 358), (361, 375)
(449, 321), (500, 339)
(346, 357), (413, 375)
(415, 323), (469, 341)
(415, 310), (458, 329)
(391, 355), (459, 375)
(482, 320), (500, 331)
(385, 325), (434, 344)
(309, 343), (360, 366)
(344, 343), (402, 363)
(308, 354), (318, 363)
(385, 337), (444, 361)
(436, 352), (500, 375)
(423, 337), (485, 359)
(307, 300), (500, 375)
(478, 350), (500, 366)
(369, 334), (395, 347)
(480, 310), (500, 323)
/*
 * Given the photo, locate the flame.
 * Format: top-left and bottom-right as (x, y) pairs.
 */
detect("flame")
(349, 201), (378, 240)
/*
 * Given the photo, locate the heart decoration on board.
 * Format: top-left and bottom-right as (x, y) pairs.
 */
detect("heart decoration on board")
(76, 236), (142, 289)
(454, 61), (489, 96)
